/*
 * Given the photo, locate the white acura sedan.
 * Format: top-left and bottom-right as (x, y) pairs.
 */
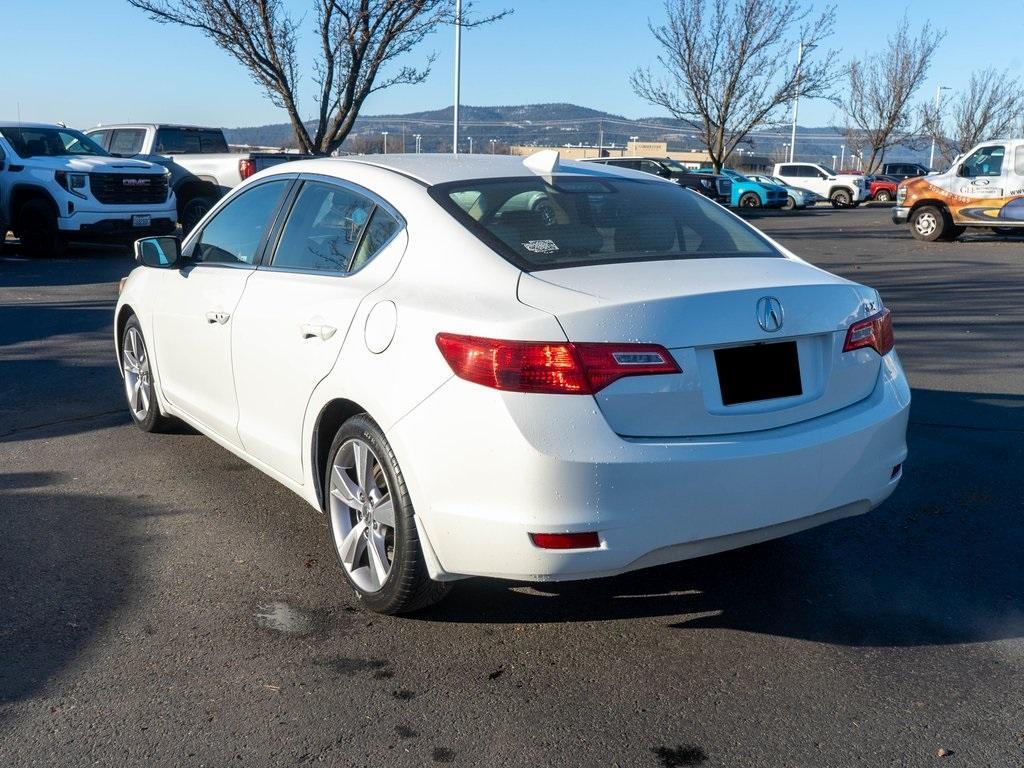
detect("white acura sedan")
(116, 152), (909, 614)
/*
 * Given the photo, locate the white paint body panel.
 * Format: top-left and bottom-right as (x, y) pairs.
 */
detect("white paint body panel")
(116, 154), (909, 583)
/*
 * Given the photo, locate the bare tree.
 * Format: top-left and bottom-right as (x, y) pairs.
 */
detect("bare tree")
(923, 69), (1024, 165)
(842, 16), (944, 173)
(631, 0), (838, 173)
(127, 0), (507, 155)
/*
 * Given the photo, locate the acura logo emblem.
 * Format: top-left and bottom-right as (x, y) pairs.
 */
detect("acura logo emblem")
(756, 296), (784, 333)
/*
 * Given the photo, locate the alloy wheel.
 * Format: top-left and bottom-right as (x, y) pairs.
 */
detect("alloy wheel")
(122, 326), (152, 420)
(329, 438), (396, 593)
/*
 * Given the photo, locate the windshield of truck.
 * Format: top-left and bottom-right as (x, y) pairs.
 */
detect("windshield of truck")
(1, 127), (108, 158)
(431, 175), (780, 271)
(155, 128), (229, 154)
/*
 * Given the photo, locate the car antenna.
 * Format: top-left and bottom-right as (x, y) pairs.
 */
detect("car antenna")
(523, 149), (560, 175)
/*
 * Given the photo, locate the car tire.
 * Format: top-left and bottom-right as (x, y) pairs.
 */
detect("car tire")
(179, 196), (215, 234)
(739, 192), (762, 209)
(17, 200), (65, 257)
(121, 316), (175, 433)
(910, 205), (950, 242)
(876, 190), (893, 203)
(992, 226), (1017, 237)
(943, 224), (967, 241)
(325, 414), (451, 615)
(782, 195), (797, 210)
(830, 189), (853, 208)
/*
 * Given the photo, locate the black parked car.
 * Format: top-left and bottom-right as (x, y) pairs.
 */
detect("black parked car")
(582, 157), (732, 205)
(879, 162), (931, 182)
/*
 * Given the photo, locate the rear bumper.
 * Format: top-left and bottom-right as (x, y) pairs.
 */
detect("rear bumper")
(891, 206), (910, 224)
(391, 353), (911, 582)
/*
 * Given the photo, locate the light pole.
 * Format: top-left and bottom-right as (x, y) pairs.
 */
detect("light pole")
(789, 42), (815, 162)
(381, 131), (388, 155)
(783, 143), (789, 162)
(452, 0), (462, 154)
(831, 154), (837, 168)
(840, 144), (845, 169)
(929, 85), (952, 170)
(489, 138), (497, 154)
(414, 134), (421, 154)
(468, 137), (473, 154)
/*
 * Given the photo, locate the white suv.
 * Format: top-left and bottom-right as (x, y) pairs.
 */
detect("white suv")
(773, 162), (867, 208)
(0, 122), (176, 255)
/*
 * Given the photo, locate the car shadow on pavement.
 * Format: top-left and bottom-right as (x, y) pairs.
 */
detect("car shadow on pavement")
(419, 389), (1024, 648)
(0, 474), (178, 707)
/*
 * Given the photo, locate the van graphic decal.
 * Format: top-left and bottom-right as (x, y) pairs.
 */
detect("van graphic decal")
(900, 176), (1024, 225)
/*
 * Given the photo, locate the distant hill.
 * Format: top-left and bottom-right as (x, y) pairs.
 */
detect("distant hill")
(224, 103), (926, 164)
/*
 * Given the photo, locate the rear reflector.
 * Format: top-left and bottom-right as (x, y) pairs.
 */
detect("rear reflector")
(435, 333), (680, 395)
(529, 532), (601, 550)
(843, 308), (894, 356)
(238, 158), (256, 180)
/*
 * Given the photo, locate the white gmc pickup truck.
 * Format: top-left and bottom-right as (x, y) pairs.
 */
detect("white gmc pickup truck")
(85, 124), (308, 231)
(0, 122), (176, 256)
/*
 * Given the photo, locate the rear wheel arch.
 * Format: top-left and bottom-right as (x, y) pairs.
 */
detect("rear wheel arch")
(312, 398), (375, 512)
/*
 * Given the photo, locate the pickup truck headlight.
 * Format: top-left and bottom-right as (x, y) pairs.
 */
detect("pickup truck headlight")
(55, 171), (88, 199)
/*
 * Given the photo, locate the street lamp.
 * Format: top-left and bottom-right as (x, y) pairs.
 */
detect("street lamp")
(468, 136), (473, 154)
(840, 144), (845, 169)
(381, 131), (389, 155)
(929, 85), (952, 170)
(414, 134), (421, 154)
(789, 41), (816, 162)
(831, 154), (837, 168)
(489, 138), (497, 154)
(452, 0), (462, 154)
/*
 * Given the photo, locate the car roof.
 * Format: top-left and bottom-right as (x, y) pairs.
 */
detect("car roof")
(305, 152), (654, 186)
(86, 123), (220, 132)
(0, 121), (77, 130)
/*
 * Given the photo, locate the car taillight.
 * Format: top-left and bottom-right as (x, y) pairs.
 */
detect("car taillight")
(239, 158), (256, 180)
(435, 333), (681, 395)
(843, 308), (894, 356)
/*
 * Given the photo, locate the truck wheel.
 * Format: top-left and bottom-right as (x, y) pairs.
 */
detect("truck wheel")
(17, 200), (65, 257)
(910, 206), (949, 242)
(943, 225), (967, 241)
(180, 196), (215, 234)
(830, 189), (853, 208)
(876, 190), (893, 203)
(739, 192), (762, 209)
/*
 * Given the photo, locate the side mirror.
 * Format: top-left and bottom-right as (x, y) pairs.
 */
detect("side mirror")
(818, 173), (827, 179)
(134, 236), (182, 268)
(956, 164), (969, 178)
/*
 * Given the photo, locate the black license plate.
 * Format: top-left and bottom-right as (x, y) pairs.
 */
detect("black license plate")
(714, 341), (802, 405)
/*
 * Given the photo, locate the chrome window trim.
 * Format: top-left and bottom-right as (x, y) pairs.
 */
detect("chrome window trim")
(258, 172), (407, 278)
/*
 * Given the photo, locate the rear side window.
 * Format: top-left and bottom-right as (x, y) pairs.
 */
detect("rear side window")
(351, 208), (400, 272)
(194, 180), (289, 265)
(109, 129), (146, 156)
(778, 165), (799, 176)
(155, 128), (228, 154)
(431, 176), (779, 271)
(271, 181), (376, 273)
(1015, 147), (1024, 176)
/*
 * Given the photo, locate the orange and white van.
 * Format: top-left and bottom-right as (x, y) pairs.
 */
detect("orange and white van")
(892, 140), (1024, 241)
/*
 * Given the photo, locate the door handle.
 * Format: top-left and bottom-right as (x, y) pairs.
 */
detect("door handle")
(206, 310), (230, 324)
(300, 323), (337, 341)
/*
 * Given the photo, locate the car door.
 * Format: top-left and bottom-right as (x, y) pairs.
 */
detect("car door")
(231, 176), (407, 483)
(953, 144), (1007, 220)
(150, 177), (292, 443)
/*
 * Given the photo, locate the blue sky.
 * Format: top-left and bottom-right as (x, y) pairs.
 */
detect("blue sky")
(3, 0), (1020, 130)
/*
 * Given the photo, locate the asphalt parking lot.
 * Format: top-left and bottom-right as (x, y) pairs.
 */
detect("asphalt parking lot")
(1, 206), (1023, 767)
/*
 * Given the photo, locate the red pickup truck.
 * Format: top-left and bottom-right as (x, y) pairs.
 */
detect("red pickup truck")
(868, 175), (899, 203)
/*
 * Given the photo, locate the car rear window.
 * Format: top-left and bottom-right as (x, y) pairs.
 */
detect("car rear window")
(429, 176), (779, 271)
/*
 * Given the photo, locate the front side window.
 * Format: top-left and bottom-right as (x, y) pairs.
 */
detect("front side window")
(271, 181), (376, 272)
(109, 129), (146, 156)
(962, 146), (1005, 177)
(432, 175), (779, 271)
(194, 180), (289, 265)
(88, 130), (111, 150)
(0, 127), (107, 158)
